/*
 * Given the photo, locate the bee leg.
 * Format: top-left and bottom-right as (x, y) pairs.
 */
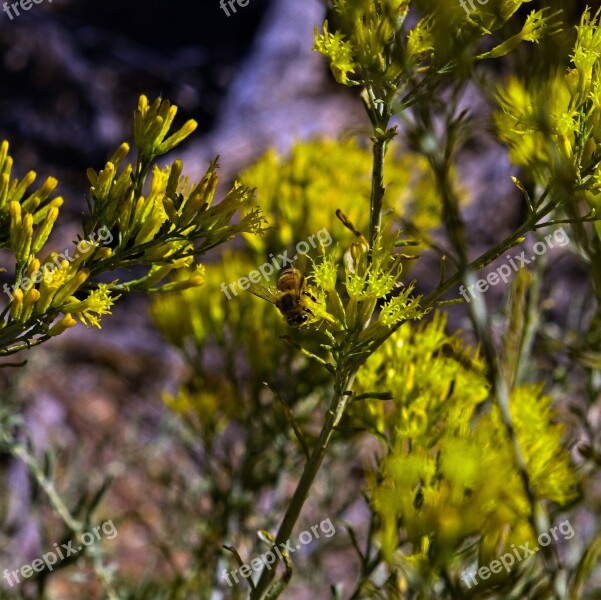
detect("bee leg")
(302, 290), (318, 302)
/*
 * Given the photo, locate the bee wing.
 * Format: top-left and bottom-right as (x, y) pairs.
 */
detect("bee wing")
(247, 282), (280, 305)
(293, 252), (309, 274)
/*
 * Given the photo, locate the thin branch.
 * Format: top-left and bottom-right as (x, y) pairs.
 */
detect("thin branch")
(7, 439), (82, 532)
(532, 212), (600, 229)
(264, 383), (310, 461)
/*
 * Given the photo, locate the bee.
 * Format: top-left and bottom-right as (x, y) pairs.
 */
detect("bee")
(248, 267), (318, 327)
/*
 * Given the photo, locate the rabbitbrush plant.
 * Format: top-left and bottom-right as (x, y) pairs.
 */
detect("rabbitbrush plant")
(4, 1), (601, 599)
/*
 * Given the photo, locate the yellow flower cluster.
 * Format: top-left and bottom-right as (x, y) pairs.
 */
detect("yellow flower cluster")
(239, 138), (445, 262)
(495, 9), (601, 194)
(151, 138), (445, 417)
(356, 314), (578, 581)
(0, 140), (117, 335)
(314, 0), (558, 89)
(0, 95), (265, 352)
(313, 0), (411, 87)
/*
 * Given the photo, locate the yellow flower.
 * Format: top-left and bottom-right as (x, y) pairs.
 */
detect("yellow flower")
(61, 284), (118, 329)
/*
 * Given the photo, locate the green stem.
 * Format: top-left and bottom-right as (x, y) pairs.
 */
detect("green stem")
(422, 216), (536, 306)
(369, 137), (388, 249)
(363, 84), (392, 252)
(249, 373), (355, 600)
(250, 86), (394, 599)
